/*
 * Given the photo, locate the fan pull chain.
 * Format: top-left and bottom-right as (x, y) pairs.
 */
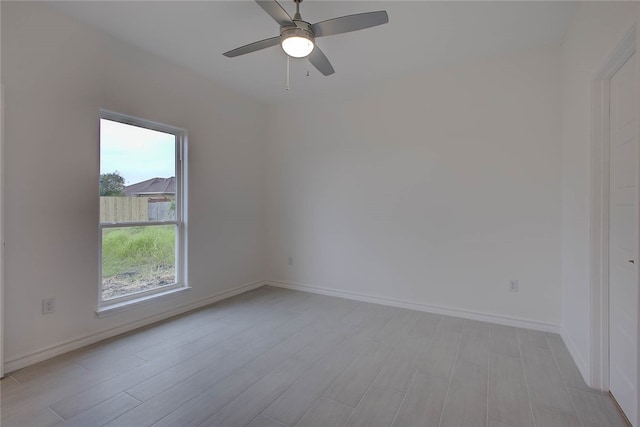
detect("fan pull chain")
(286, 55), (290, 91)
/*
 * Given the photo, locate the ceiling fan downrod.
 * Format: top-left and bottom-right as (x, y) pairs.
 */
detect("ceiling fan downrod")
(293, 0), (302, 20)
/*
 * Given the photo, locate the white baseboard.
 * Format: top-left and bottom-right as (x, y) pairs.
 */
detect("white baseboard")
(560, 327), (590, 385)
(4, 280), (266, 373)
(268, 280), (561, 334)
(5, 278), (565, 373)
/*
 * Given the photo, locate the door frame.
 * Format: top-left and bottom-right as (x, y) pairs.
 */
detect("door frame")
(0, 84), (4, 377)
(590, 24), (638, 398)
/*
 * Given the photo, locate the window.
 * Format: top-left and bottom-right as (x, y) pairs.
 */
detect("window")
(99, 110), (186, 308)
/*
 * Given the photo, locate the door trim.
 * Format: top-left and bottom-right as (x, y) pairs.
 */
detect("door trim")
(0, 84), (4, 377)
(590, 24), (636, 392)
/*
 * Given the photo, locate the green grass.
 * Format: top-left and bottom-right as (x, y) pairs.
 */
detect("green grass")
(102, 225), (175, 278)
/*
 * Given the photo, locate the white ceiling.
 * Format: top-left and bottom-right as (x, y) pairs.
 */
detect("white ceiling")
(49, 1), (578, 103)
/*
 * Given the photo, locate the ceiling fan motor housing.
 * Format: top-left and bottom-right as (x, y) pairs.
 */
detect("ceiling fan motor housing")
(280, 20), (315, 47)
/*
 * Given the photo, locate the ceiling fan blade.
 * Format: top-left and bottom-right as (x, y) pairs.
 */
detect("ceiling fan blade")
(255, 0), (295, 27)
(223, 36), (280, 57)
(312, 11), (388, 38)
(308, 46), (335, 76)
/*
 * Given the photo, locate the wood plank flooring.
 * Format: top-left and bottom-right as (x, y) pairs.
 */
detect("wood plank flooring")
(0, 286), (630, 427)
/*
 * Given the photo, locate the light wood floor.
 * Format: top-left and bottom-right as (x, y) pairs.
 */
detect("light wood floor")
(0, 286), (630, 427)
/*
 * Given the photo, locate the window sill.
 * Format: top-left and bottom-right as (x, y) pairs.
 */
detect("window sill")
(96, 286), (191, 318)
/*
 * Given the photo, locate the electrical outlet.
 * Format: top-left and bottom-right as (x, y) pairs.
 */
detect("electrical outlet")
(509, 280), (519, 292)
(42, 297), (55, 315)
(288, 257), (293, 266)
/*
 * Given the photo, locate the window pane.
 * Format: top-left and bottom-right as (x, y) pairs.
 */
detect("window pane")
(101, 225), (176, 301)
(100, 119), (176, 223)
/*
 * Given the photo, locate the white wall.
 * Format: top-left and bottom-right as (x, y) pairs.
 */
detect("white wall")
(266, 45), (563, 327)
(560, 1), (639, 383)
(1, 2), (267, 367)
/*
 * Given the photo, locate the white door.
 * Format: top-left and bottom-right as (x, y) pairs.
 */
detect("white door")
(609, 51), (638, 427)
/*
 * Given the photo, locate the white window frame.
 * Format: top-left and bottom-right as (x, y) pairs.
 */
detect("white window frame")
(97, 110), (188, 315)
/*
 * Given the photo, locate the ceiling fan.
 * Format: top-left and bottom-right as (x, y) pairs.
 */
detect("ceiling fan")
(223, 0), (389, 76)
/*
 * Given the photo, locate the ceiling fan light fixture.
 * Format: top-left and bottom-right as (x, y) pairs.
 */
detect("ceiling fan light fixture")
(280, 25), (314, 58)
(282, 36), (314, 57)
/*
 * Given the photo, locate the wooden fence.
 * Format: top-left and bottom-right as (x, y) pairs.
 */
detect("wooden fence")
(100, 197), (148, 223)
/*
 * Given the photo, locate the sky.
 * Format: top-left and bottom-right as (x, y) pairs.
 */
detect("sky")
(100, 119), (175, 185)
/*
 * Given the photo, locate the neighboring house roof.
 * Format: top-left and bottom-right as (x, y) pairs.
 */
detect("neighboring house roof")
(123, 177), (175, 196)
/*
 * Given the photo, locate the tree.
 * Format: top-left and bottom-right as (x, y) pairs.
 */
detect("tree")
(100, 171), (125, 196)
